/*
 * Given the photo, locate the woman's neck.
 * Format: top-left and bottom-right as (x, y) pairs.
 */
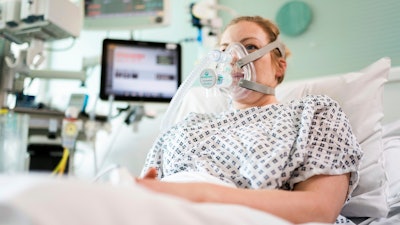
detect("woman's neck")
(233, 95), (278, 109)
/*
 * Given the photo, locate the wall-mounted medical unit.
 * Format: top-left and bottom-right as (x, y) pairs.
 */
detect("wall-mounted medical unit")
(83, 0), (170, 30)
(0, 0), (82, 44)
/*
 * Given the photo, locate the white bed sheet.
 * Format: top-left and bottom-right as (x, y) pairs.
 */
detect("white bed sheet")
(0, 174), (332, 225)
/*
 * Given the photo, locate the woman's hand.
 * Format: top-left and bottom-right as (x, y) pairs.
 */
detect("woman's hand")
(137, 167), (228, 202)
(141, 167), (158, 179)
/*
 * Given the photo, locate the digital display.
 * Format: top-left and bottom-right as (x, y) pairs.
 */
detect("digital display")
(83, 0), (169, 30)
(157, 55), (174, 65)
(100, 39), (181, 102)
(85, 0), (163, 17)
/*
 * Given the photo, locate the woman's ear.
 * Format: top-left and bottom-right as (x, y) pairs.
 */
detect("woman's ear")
(276, 58), (287, 81)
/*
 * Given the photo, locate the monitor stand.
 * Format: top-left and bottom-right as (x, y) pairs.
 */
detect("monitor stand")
(124, 104), (145, 132)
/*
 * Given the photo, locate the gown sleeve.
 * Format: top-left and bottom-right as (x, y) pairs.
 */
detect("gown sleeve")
(289, 95), (363, 198)
(140, 134), (165, 179)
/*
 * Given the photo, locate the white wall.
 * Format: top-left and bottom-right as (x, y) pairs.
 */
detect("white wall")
(218, 0), (400, 79)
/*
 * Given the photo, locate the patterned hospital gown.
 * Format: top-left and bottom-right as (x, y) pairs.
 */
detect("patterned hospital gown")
(142, 95), (363, 224)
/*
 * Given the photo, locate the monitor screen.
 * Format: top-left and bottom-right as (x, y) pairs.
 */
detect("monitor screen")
(84, 0), (169, 30)
(100, 38), (181, 103)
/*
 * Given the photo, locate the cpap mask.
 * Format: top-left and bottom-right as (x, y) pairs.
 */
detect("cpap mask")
(199, 39), (285, 100)
(161, 39), (285, 132)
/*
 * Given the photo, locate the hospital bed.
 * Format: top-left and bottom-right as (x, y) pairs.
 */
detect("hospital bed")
(0, 57), (399, 225)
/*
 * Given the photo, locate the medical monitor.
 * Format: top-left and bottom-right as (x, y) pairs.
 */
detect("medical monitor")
(100, 38), (181, 103)
(84, 0), (169, 30)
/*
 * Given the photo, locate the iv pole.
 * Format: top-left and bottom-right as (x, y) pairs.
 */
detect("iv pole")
(0, 39), (14, 108)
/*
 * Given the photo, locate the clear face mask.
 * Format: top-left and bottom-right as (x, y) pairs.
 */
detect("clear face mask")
(161, 39), (285, 132)
(199, 39), (285, 100)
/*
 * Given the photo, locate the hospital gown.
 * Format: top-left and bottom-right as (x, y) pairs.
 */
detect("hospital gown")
(142, 95), (363, 224)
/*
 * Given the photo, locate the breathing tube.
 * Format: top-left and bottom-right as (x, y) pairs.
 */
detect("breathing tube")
(160, 50), (232, 132)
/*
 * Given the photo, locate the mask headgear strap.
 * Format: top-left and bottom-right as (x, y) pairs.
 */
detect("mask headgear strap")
(238, 79), (275, 95)
(236, 39), (285, 68)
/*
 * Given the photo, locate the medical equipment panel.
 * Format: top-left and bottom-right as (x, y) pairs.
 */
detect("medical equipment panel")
(84, 0), (169, 30)
(100, 38), (181, 103)
(0, 0), (82, 44)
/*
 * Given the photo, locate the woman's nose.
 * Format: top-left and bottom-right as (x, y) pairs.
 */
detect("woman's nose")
(230, 54), (239, 66)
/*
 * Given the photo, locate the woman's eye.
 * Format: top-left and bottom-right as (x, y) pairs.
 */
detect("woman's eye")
(219, 47), (227, 52)
(245, 45), (258, 53)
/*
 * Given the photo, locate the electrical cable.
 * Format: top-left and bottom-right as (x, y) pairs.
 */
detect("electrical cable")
(52, 147), (70, 176)
(91, 164), (121, 182)
(97, 119), (125, 171)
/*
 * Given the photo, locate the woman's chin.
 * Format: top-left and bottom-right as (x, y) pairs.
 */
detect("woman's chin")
(230, 86), (252, 101)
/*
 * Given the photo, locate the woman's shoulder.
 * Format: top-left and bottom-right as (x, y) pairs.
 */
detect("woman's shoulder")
(287, 94), (340, 108)
(283, 95), (344, 116)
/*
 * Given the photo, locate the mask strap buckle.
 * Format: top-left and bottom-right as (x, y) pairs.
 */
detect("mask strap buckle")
(236, 39), (285, 68)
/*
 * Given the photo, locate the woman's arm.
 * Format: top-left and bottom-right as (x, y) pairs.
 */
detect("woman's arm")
(136, 171), (350, 224)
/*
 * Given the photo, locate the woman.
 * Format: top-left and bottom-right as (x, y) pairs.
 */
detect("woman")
(137, 16), (362, 224)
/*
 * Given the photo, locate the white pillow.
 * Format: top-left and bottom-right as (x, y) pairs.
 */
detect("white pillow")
(382, 120), (400, 205)
(276, 57), (391, 218)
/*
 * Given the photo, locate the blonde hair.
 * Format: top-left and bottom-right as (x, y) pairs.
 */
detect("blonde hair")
(223, 16), (290, 84)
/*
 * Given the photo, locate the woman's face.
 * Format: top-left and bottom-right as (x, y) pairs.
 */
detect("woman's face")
(220, 21), (283, 106)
